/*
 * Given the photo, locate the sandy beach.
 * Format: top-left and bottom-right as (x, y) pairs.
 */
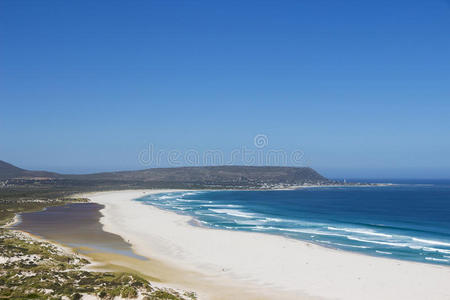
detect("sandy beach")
(87, 190), (450, 300)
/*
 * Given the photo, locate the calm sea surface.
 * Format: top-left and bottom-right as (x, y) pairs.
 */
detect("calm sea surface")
(138, 181), (450, 265)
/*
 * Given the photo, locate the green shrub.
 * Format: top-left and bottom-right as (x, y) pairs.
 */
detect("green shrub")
(71, 293), (82, 300)
(121, 286), (138, 298)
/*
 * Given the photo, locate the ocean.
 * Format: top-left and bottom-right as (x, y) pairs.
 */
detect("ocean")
(137, 181), (450, 265)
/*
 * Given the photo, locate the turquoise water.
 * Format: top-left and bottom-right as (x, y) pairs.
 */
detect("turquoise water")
(137, 182), (450, 265)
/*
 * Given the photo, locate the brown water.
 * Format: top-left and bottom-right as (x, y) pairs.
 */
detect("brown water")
(13, 202), (146, 260)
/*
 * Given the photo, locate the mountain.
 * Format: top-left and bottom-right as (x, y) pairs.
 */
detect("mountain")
(0, 160), (60, 180)
(0, 160), (329, 187)
(68, 165), (329, 185)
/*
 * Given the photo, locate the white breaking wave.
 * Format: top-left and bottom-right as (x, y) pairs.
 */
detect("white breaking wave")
(181, 192), (199, 196)
(158, 195), (175, 200)
(376, 250), (392, 255)
(194, 212), (228, 219)
(412, 238), (450, 247)
(316, 240), (370, 249)
(172, 206), (189, 211)
(261, 217), (284, 222)
(175, 198), (206, 203)
(407, 246), (450, 254)
(276, 227), (348, 237)
(328, 226), (393, 238)
(200, 204), (242, 208)
(425, 257), (449, 262)
(347, 236), (408, 247)
(252, 226), (269, 231)
(209, 209), (258, 219)
(422, 247), (450, 254)
(233, 219), (265, 226)
(408, 245), (422, 250)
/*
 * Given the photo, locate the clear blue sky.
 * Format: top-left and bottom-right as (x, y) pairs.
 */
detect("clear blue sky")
(1, 0), (449, 179)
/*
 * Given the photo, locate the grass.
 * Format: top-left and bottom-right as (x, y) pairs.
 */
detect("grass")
(0, 229), (197, 300)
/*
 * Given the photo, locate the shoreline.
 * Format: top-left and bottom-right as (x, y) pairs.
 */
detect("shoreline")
(87, 190), (312, 300)
(87, 189), (450, 300)
(96, 188), (445, 266)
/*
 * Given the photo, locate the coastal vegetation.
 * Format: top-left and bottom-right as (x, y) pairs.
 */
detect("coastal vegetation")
(0, 226), (196, 299)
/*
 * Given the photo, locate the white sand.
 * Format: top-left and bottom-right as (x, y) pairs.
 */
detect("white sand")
(88, 190), (450, 300)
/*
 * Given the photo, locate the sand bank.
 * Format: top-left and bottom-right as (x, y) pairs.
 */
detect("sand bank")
(88, 190), (450, 300)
